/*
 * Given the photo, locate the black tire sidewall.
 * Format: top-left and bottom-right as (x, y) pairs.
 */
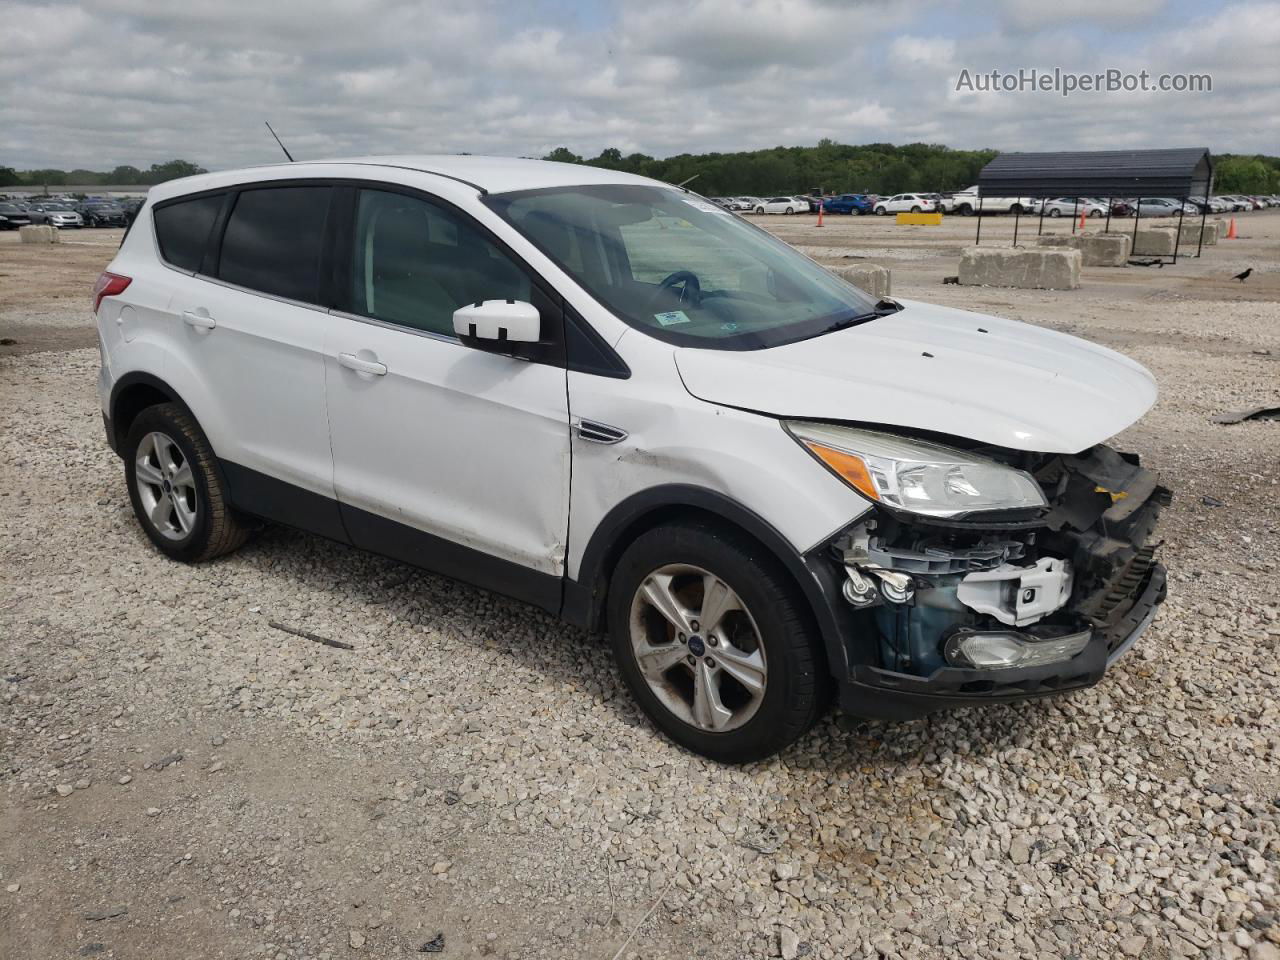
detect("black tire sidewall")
(607, 524), (824, 763)
(123, 406), (216, 562)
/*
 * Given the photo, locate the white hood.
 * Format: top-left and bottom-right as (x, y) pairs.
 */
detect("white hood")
(674, 298), (1157, 454)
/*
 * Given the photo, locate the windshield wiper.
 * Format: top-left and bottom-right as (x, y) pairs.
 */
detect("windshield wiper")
(822, 297), (904, 333)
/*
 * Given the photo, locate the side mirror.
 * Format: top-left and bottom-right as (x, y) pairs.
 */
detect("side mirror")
(453, 300), (541, 347)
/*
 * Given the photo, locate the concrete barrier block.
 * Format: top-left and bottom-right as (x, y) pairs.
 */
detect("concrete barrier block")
(1034, 235), (1077, 248)
(19, 224), (60, 244)
(1034, 233), (1128, 266)
(1132, 227), (1176, 257)
(958, 247), (1081, 289)
(1078, 232), (1131, 266)
(1178, 220), (1218, 246)
(830, 263), (891, 297)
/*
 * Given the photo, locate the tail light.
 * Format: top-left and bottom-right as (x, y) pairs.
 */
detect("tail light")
(93, 271), (131, 313)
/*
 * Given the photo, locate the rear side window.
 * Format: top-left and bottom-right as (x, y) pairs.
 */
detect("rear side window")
(218, 186), (331, 303)
(153, 194), (223, 272)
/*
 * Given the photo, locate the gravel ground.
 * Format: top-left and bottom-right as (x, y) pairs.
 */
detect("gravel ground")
(2, 215), (1279, 960)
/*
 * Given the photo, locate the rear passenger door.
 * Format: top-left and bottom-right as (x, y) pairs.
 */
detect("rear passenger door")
(160, 183), (346, 539)
(324, 184), (571, 611)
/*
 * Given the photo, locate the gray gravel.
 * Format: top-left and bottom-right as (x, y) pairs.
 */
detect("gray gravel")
(2, 216), (1279, 959)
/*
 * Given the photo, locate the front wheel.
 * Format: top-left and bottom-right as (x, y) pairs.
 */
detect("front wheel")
(124, 403), (251, 562)
(608, 523), (829, 763)
(1049, 208), (1061, 218)
(754, 207), (765, 215)
(875, 206), (887, 216)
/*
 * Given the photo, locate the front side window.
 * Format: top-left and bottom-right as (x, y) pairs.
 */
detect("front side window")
(349, 188), (531, 337)
(485, 184), (877, 350)
(153, 193), (223, 272)
(218, 186), (331, 303)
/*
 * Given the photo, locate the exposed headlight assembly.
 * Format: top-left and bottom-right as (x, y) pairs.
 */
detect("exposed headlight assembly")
(786, 421), (1047, 519)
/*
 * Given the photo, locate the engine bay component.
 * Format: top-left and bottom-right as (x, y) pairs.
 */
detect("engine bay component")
(841, 566), (878, 606)
(955, 557), (1073, 627)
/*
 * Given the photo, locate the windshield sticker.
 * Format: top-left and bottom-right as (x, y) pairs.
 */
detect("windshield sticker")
(654, 310), (692, 327)
(681, 198), (728, 214)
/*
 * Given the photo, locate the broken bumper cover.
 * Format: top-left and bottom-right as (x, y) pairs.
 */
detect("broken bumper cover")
(836, 561), (1166, 721)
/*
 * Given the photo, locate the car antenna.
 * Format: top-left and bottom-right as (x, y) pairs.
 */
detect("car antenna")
(264, 121), (295, 162)
(674, 174), (699, 192)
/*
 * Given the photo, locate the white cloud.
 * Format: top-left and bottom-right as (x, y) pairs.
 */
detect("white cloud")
(0, 0), (1275, 172)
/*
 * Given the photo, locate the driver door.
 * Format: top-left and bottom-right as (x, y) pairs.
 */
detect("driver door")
(324, 185), (571, 611)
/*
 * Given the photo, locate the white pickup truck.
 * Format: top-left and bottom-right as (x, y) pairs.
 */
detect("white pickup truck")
(939, 186), (1036, 216)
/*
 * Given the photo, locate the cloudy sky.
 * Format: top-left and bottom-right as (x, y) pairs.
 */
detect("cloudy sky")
(3, 0), (1277, 171)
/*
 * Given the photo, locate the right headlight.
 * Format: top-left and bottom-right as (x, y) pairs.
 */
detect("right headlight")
(786, 421), (1048, 519)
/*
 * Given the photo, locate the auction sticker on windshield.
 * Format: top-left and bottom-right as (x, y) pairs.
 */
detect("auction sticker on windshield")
(681, 198), (728, 214)
(654, 310), (692, 326)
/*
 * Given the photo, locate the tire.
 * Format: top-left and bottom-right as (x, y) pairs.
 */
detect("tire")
(607, 522), (829, 763)
(910, 205), (922, 213)
(1010, 204), (1023, 215)
(958, 204), (973, 216)
(754, 207), (765, 215)
(124, 403), (251, 563)
(875, 206), (887, 216)
(1049, 208), (1061, 218)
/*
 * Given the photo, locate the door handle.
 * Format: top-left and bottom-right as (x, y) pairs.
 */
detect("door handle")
(182, 311), (216, 330)
(337, 352), (387, 376)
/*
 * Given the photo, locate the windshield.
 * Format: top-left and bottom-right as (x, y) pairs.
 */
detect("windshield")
(484, 184), (878, 350)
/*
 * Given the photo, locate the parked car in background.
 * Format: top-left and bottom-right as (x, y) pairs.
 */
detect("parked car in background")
(823, 193), (875, 215)
(95, 155), (1169, 763)
(1133, 198), (1194, 218)
(78, 201), (129, 227)
(752, 196), (804, 214)
(1037, 198), (1108, 218)
(873, 193), (937, 215)
(0, 202), (33, 229)
(27, 202), (84, 228)
(1183, 197), (1226, 215)
(939, 187), (1033, 215)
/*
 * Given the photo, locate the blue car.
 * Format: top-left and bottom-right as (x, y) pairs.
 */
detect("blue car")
(821, 193), (874, 215)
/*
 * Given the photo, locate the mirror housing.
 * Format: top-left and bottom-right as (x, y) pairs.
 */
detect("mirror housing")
(453, 300), (541, 351)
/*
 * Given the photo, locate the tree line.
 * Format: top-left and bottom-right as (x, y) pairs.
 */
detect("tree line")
(3, 145), (1278, 195)
(0, 159), (207, 188)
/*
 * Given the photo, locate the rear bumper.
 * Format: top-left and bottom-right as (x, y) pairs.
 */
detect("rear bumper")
(836, 563), (1166, 721)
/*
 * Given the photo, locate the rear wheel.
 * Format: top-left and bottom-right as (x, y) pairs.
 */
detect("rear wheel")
(1049, 208), (1061, 218)
(608, 523), (829, 763)
(124, 403), (251, 562)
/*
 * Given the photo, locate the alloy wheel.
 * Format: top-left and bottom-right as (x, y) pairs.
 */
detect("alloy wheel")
(133, 431), (198, 541)
(628, 563), (767, 732)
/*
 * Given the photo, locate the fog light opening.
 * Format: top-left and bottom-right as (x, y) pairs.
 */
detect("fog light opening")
(945, 628), (1091, 670)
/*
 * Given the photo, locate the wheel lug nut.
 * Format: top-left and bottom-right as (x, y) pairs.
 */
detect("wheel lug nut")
(678, 633), (686, 643)
(687, 655), (696, 665)
(707, 636), (719, 647)
(690, 620), (700, 632)
(705, 658), (716, 669)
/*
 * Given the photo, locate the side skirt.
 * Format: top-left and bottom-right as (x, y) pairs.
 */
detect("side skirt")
(219, 459), (563, 617)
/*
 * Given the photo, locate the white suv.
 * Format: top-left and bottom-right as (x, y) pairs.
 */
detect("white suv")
(96, 156), (1168, 762)
(873, 193), (936, 215)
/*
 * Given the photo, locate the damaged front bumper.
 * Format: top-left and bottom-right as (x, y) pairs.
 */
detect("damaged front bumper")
(816, 443), (1170, 721)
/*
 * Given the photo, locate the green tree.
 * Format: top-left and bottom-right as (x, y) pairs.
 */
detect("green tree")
(146, 160), (207, 183)
(0, 166), (19, 187)
(542, 147), (583, 165)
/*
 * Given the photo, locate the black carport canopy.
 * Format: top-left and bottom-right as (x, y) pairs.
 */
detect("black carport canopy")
(977, 148), (1213, 199)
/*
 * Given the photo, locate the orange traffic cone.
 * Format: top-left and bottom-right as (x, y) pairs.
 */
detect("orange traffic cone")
(1078, 209), (1087, 230)
(816, 201), (824, 228)
(1227, 217), (1237, 239)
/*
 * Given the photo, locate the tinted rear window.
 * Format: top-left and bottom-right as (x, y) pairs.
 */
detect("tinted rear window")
(153, 194), (223, 272)
(218, 186), (331, 303)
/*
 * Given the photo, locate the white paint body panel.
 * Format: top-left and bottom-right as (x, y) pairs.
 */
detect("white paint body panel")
(325, 323), (570, 575)
(674, 298), (1157, 454)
